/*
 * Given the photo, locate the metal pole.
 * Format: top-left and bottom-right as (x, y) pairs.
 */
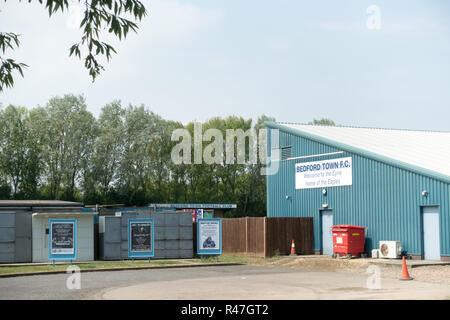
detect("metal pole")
(201, 255), (203, 263)
(216, 255), (218, 263)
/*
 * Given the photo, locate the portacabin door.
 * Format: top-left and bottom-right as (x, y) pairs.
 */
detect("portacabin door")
(422, 206), (440, 261)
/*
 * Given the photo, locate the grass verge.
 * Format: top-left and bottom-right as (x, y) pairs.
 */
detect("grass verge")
(0, 259), (196, 275)
(0, 255), (254, 276)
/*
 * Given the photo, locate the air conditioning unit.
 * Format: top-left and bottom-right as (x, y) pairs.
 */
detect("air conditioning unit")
(379, 241), (402, 259)
(371, 249), (379, 258)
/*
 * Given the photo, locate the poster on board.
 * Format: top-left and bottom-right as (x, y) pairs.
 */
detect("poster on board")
(128, 219), (154, 258)
(49, 219), (77, 260)
(197, 218), (222, 255)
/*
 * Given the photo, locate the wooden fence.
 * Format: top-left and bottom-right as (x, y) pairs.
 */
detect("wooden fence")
(195, 217), (313, 258)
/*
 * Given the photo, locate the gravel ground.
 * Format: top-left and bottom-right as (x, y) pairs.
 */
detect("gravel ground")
(255, 256), (450, 285)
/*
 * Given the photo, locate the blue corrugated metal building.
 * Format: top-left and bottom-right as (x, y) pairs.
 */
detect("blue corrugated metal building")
(265, 122), (450, 261)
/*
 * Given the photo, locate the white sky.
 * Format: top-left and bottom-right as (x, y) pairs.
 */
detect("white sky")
(1, 0), (449, 130)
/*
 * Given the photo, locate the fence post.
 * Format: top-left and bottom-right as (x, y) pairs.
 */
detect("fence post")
(245, 217), (249, 254)
(263, 217), (267, 258)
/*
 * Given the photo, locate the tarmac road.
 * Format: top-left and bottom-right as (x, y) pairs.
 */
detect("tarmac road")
(1, 265), (450, 300)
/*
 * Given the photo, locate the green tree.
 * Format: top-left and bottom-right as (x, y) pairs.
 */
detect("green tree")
(0, 95), (278, 216)
(0, 0), (147, 91)
(147, 119), (183, 203)
(0, 105), (42, 198)
(238, 114), (275, 216)
(42, 94), (96, 200)
(180, 115), (271, 216)
(84, 100), (125, 203)
(117, 104), (158, 205)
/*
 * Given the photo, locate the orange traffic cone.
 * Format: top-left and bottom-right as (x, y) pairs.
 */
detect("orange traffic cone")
(290, 240), (297, 256)
(400, 256), (413, 281)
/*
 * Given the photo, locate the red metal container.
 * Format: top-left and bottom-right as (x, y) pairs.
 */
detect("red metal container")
(331, 225), (365, 258)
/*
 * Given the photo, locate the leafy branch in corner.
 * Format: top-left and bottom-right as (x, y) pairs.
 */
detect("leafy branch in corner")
(0, 0), (147, 91)
(0, 32), (28, 91)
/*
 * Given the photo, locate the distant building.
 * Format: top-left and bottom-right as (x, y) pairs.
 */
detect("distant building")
(265, 123), (450, 261)
(148, 203), (237, 221)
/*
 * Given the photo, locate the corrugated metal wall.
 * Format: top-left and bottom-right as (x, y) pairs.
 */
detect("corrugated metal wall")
(0, 210), (32, 263)
(0, 212), (15, 262)
(267, 127), (450, 257)
(99, 211), (193, 260)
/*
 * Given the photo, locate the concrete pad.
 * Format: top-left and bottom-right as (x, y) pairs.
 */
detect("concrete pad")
(370, 259), (450, 268)
(100, 268), (450, 300)
(283, 255), (450, 268)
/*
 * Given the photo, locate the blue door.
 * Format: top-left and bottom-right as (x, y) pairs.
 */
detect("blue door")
(423, 206), (440, 261)
(321, 210), (333, 255)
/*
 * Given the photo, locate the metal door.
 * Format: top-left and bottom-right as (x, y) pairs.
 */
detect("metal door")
(14, 211), (32, 262)
(104, 217), (121, 259)
(423, 206), (440, 260)
(321, 210), (333, 255)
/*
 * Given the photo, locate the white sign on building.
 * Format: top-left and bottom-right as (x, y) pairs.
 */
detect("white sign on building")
(295, 157), (353, 189)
